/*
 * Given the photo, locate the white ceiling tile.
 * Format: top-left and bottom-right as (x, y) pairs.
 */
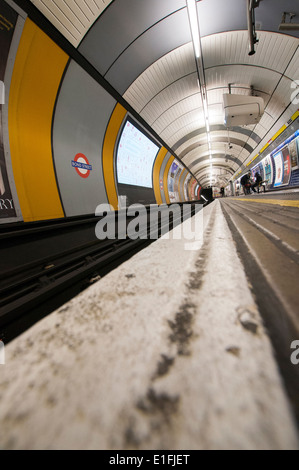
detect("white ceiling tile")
(124, 31), (298, 175)
(30, 0), (113, 46)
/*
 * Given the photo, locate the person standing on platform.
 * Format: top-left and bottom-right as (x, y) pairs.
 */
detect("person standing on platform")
(251, 171), (263, 193)
(241, 173), (250, 195)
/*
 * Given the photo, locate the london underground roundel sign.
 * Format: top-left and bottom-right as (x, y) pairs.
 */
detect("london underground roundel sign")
(72, 153), (92, 179)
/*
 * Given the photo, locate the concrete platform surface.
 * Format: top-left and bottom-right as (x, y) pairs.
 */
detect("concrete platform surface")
(0, 201), (298, 450)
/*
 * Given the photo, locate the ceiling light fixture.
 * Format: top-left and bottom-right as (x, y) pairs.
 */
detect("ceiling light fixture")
(186, 0), (201, 59)
(203, 97), (209, 117)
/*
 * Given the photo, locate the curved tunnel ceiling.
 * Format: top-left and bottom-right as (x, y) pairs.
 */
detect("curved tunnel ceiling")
(30, 0), (299, 188)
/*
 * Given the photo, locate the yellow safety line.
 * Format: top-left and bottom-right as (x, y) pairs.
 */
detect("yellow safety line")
(236, 198), (299, 208)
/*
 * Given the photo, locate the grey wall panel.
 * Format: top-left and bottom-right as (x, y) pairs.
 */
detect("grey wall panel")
(78, 0), (186, 76)
(105, 9), (191, 95)
(198, 0), (299, 39)
(78, 0), (299, 92)
(197, 0), (247, 38)
(53, 60), (117, 217)
(159, 152), (171, 204)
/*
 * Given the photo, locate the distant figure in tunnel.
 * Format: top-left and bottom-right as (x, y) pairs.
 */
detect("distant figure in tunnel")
(220, 187), (225, 197)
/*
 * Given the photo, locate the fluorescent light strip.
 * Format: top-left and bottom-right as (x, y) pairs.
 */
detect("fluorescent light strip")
(186, 0), (201, 59)
(187, 0), (212, 186)
(203, 97), (209, 119)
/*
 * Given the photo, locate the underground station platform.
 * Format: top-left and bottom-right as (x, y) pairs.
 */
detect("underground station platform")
(1, 194), (299, 450)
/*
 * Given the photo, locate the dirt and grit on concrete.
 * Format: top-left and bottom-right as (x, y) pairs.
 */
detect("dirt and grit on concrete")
(0, 202), (298, 450)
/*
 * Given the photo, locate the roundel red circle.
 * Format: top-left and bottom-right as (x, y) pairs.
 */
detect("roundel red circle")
(74, 153), (91, 179)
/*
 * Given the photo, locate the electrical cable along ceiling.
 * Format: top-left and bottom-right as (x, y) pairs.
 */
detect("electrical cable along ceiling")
(30, 0), (299, 188)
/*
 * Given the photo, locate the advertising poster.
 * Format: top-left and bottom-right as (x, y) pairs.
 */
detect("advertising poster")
(263, 155), (273, 187)
(117, 119), (160, 188)
(168, 160), (179, 202)
(282, 146), (291, 186)
(252, 162), (263, 181)
(273, 152), (284, 187)
(194, 184), (199, 200)
(190, 179), (197, 200)
(289, 137), (299, 170)
(174, 168), (182, 199)
(0, 0), (17, 218)
(258, 162), (264, 180)
(184, 176), (190, 201)
(188, 178), (193, 200)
